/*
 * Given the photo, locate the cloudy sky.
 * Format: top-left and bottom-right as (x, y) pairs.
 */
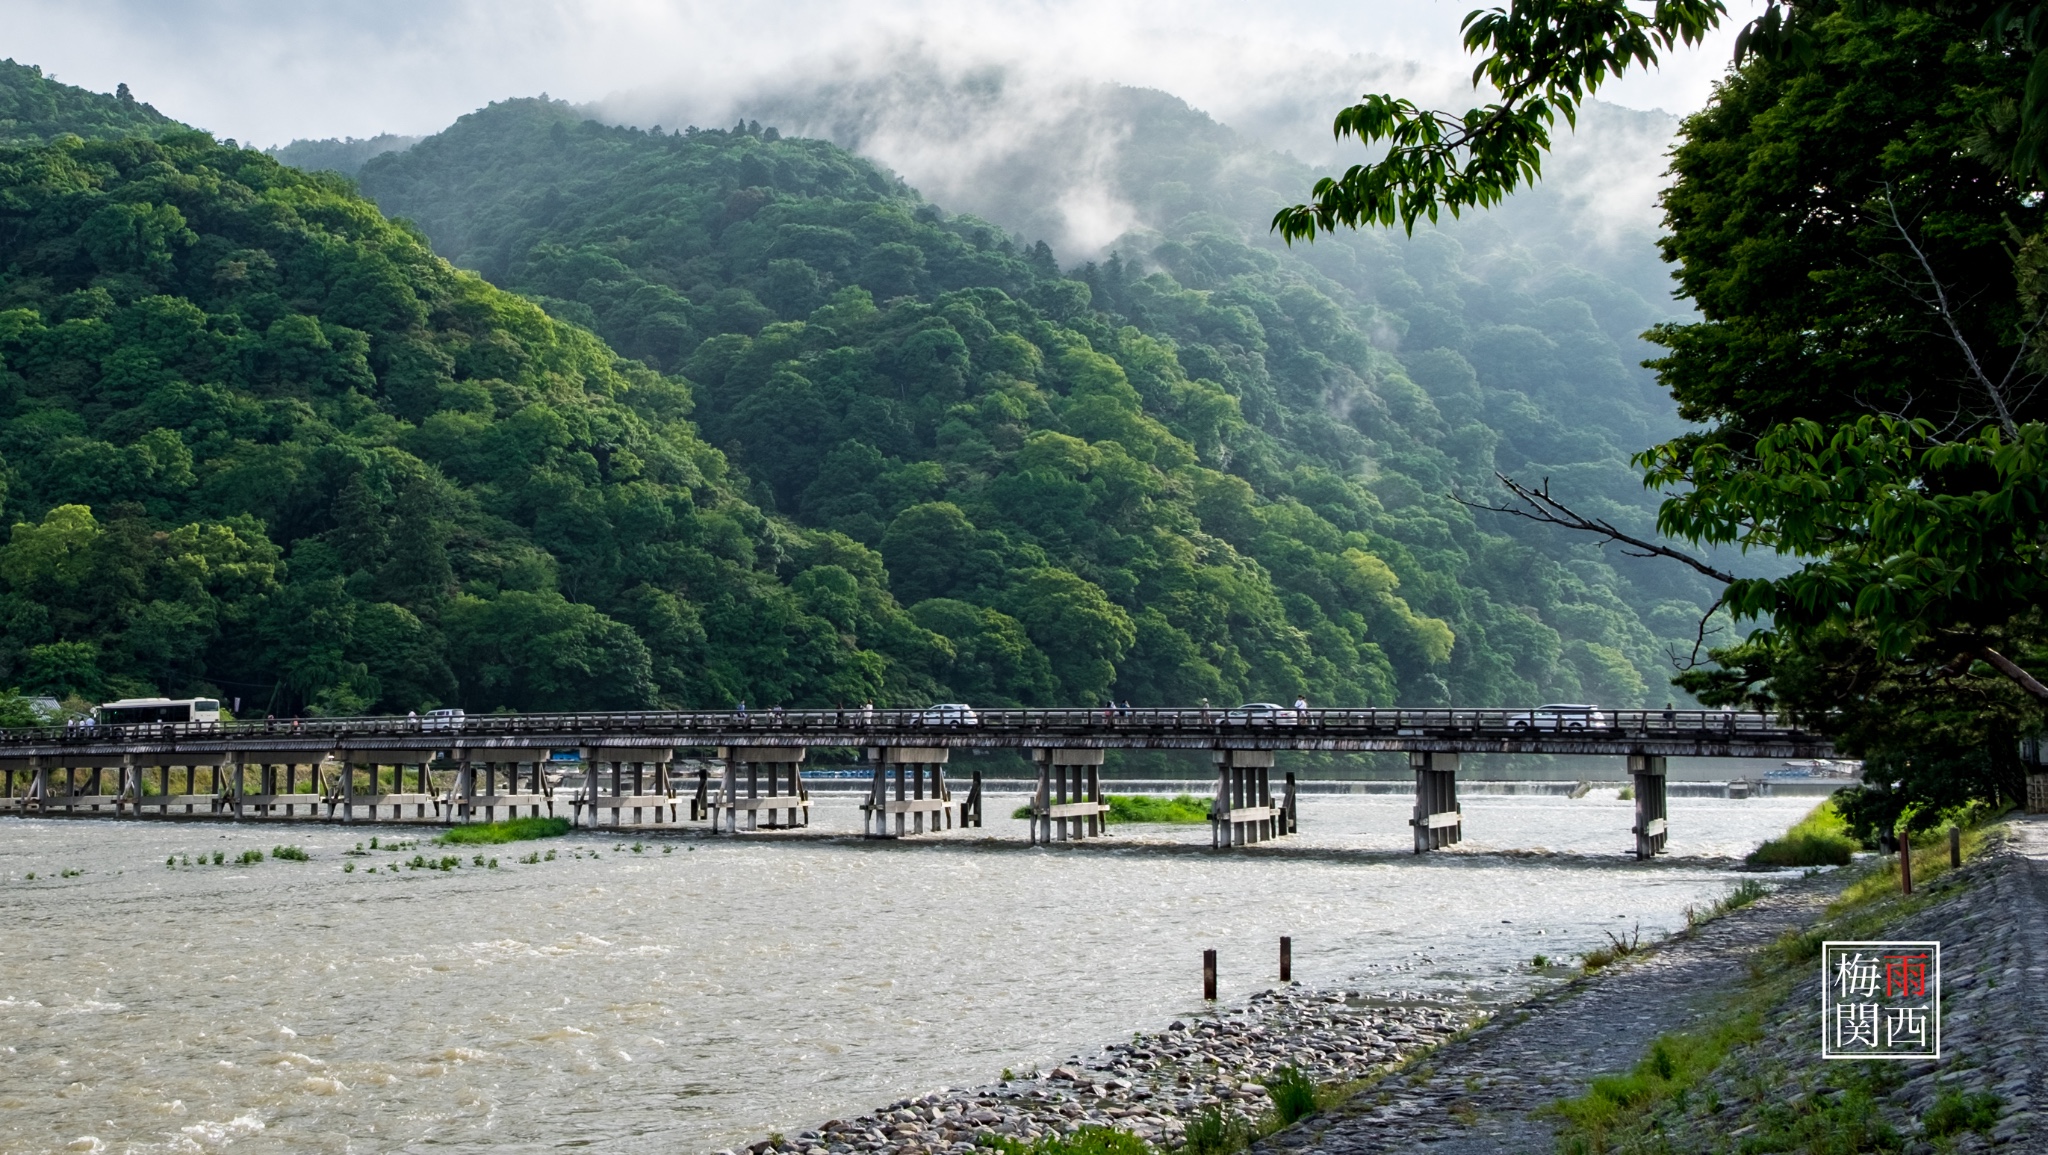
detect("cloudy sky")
(4, 0), (1757, 148)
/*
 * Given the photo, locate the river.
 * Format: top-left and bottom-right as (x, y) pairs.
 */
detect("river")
(0, 791), (1815, 1154)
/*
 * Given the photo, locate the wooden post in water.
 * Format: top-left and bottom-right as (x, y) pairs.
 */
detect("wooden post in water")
(1279, 936), (1291, 982)
(1900, 822), (1914, 895)
(1950, 825), (1962, 868)
(1628, 753), (1669, 859)
(1203, 949), (1217, 1000)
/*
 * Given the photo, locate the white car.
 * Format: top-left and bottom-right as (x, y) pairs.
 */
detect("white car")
(421, 708), (466, 732)
(917, 703), (979, 726)
(1506, 704), (1609, 732)
(1222, 702), (1299, 725)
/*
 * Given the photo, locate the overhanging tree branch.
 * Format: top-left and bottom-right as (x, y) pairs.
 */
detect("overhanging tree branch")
(1454, 473), (1739, 584)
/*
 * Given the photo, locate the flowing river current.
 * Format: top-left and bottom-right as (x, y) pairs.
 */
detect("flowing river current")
(0, 791), (1817, 1154)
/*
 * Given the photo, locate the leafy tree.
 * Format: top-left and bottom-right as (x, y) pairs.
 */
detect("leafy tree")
(1295, 0), (2048, 803)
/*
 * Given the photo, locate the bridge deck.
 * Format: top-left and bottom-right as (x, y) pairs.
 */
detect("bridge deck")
(0, 707), (1832, 760)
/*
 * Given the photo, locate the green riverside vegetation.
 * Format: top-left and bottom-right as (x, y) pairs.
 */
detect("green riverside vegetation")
(1744, 799), (1861, 867)
(1009, 793), (1211, 823)
(439, 816), (572, 844)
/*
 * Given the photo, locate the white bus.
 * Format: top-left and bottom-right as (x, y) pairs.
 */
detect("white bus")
(95, 698), (223, 726)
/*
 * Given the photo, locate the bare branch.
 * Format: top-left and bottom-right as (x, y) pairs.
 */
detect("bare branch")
(1454, 473), (1739, 584)
(1667, 592), (1729, 670)
(1882, 185), (2026, 438)
(1977, 645), (2048, 701)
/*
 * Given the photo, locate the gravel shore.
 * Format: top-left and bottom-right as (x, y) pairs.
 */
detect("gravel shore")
(731, 989), (1476, 1155)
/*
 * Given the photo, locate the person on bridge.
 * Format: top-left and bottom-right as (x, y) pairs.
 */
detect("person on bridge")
(862, 700), (874, 726)
(1293, 694), (1308, 719)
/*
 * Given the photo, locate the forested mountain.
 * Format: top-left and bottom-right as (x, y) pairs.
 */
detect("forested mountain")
(0, 130), (957, 714)
(0, 59), (181, 147)
(267, 134), (423, 177)
(355, 96), (1716, 709)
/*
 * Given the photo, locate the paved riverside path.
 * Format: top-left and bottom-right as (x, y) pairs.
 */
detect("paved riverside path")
(1265, 818), (2048, 1153)
(1258, 876), (1842, 1154)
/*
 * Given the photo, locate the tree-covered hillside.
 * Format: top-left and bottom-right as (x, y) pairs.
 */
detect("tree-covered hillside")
(0, 59), (181, 147)
(0, 131), (964, 714)
(267, 134), (423, 177)
(358, 97), (1712, 708)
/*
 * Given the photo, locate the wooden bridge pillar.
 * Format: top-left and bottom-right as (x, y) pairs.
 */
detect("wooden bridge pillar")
(1410, 751), (1462, 852)
(1211, 749), (1287, 848)
(238, 756), (328, 820)
(863, 747), (952, 838)
(466, 754), (557, 822)
(1027, 748), (1110, 845)
(710, 746), (809, 832)
(336, 750), (440, 823)
(1629, 753), (1669, 858)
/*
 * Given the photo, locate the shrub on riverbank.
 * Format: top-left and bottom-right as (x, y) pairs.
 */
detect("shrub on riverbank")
(440, 817), (571, 845)
(1007, 795), (1212, 823)
(1746, 800), (1860, 867)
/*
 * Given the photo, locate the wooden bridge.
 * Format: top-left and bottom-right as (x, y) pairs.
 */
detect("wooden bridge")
(0, 707), (1833, 858)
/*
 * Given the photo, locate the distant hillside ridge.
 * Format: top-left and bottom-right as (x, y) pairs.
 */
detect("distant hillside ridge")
(0, 58), (183, 147)
(268, 134), (425, 177)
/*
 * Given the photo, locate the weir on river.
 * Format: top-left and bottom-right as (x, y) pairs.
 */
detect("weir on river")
(0, 706), (1830, 858)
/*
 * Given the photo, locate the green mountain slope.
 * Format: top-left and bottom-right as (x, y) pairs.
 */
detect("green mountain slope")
(267, 134), (424, 177)
(0, 130), (953, 714)
(0, 60), (181, 147)
(359, 97), (1707, 707)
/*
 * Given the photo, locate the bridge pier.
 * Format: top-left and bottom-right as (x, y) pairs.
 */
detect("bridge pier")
(578, 746), (683, 829)
(1212, 749), (1290, 848)
(1410, 751), (1462, 852)
(1629, 753), (1669, 858)
(336, 750), (441, 823)
(864, 746), (953, 838)
(460, 755), (546, 822)
(1027, 748), (1110, 845)
(709, 746), (808, 831)
(238, 756), (327, 820)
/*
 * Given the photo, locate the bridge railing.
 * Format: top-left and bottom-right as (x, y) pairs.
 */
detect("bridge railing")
(0, 706), (1797, 747)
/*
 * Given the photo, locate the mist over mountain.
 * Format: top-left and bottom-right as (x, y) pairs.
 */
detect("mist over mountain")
(593, 52), (1684, 298)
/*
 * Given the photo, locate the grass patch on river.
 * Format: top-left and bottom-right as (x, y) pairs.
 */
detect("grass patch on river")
(1744, 799), (1860, 867)
(1008, 794), (1212, 823)
(438, 816), (570, 845)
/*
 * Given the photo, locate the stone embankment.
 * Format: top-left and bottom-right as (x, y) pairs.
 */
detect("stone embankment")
(734, 991), (1471, 1155)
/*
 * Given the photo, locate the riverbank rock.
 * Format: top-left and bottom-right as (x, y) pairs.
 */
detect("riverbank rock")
(744, 989), (1474, 1155)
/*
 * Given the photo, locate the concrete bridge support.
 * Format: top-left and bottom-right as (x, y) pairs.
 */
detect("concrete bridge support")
(1028, 748), (1110, 845)
(465, 755), (556, 822)
(1630, 753), (1669, 858)
(1212, 749), (1288, 848)
(336, 750), (440, 823)
(238, 755), (327, 819)
(579, 746), (681, 828)
(711, 746), (808, 832)
(864, 746), (953, 838)
(1411, 751), (1463, 852)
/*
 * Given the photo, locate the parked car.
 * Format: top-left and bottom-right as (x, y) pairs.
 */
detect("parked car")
(421, 708), (466, 732)
(1222, 702), (1299, 725)
(1506, 704), (1609, 732)
(916, 703), (979, 726)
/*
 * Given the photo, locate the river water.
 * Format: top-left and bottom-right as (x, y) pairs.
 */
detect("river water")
(0, 791), (1814, 1155)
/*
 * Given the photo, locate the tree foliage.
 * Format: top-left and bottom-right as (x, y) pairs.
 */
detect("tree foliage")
(0, 60), (180, 148)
